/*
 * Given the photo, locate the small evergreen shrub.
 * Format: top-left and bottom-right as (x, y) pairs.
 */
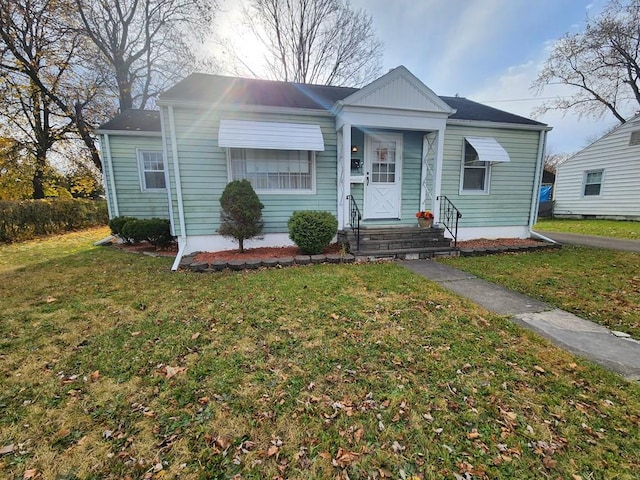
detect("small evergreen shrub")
(120, 218), (173, 248)
(218, 180), (264, 252)
(288, 210), (338, 254)
(108, 216), (136, 236)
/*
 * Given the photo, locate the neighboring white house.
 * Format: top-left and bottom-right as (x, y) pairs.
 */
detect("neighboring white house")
(554, 113), (640, 220)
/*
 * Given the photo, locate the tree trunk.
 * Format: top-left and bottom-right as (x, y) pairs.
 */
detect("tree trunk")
(75, 102), (103, 171)
(32, 153), (46, 199)
(239, 237), (244, 253)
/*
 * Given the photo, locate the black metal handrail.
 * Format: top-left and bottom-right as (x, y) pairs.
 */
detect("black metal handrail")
(346, 195), (362, 252)
(436, 195), (462, 248)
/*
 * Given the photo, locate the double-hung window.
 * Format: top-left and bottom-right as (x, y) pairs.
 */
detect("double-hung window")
(583, 169), (604, 196)
(138, 150), (166, 191)
(229, 148), (314, 193)
(461, 141), (490, 193)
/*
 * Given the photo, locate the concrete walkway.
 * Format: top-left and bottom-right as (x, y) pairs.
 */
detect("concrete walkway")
(402, 260), (640, 381)
(534, 230), (640, 252)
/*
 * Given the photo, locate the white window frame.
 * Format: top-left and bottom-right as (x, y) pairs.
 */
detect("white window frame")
(137, 149), (166, 192)
(226, 147), (316, 195)
(582, 169), (604, 197)
(459, 140), (491, 195)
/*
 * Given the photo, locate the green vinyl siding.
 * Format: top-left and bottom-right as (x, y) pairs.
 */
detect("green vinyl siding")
(163, 106), (337, 237)
(103, 134), (169, 219)
(440, 125), (542, 227)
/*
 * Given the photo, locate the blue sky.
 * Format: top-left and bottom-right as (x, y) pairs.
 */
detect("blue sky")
(213, 0), (626, 154)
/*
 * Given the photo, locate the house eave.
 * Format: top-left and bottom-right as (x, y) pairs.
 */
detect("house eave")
(156, 98), (334, 116)
(446, 118), (552, 132)
(96, 129), (162, 137)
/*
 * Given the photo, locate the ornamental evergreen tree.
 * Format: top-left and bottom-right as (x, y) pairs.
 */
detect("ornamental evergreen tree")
(218, 180), (264, 252)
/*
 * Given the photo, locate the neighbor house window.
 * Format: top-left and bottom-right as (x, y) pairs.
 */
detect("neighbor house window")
(629, 130), (640, 146)
(583, 169), (604, 196)
(461, 141), (489, 193)
(229, 148), (314, 193)
(138, 150), (166, 190)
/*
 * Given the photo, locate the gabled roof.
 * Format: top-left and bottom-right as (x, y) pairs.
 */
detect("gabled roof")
(442, 96), (545, 126)
(339, 66), (455, 114)
(98, 109), (161, 132)
(98, 73), (546, 131)
(159, 73), (358, 110)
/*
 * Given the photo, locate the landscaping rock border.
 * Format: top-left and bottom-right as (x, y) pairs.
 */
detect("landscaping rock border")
(458, 242), (561, 257)
(181, 253), (356, 272)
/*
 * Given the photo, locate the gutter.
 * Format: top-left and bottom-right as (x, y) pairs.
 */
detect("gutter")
(528, 129), (547, 238)
(168, 105), (188, 271)
(103, 133), (119, 217)
(171, 236), (187, 271)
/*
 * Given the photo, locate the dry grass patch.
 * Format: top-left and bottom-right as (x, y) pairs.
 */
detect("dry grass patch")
(1, 230), (640, 479)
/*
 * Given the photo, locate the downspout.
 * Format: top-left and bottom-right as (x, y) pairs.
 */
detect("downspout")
(104, 133), (119, 217)
(169, 105), (188, 271)
(528, 129), (547, 237)
(159, 107), (176, 236)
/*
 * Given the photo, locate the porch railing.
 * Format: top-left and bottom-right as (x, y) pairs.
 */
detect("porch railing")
(436, 195), (462, 248)
(346, 195), (362, 252)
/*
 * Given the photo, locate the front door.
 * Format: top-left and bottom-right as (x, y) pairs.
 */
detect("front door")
(364, 132), (403, 219)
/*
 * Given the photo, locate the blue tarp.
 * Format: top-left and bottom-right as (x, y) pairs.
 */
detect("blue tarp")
(539, 185), (552, 203)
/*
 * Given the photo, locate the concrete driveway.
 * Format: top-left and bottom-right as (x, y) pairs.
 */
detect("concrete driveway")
(535, 231), (640, 252)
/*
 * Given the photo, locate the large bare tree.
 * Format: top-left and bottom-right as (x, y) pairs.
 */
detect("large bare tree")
(242, 0), (382, 86)
(0, 0), (105, 196)
(75, 0), (216, 111)
(533, 0), (640, 123)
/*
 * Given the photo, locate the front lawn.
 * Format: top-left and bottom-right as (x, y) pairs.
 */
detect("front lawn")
(440, 246), (640, 338)
(1, 230), (640, 479)
(535, 218), (640, 240)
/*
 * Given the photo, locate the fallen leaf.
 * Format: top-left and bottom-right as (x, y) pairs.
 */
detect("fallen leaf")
(90, 370), (100, 382)
(57, 428), (70, 438)
(334, 447), (360, 467)
(543, 456), (557, 469)
(330, 313), (340, 320)
(267, 445), (279, 457)
(191, 332), (201, 340)
(354, 428), (364, 443)
(0, 444), (15, 455)
(130, 331), (142, 337)
(45, 296), (56, 303)
(23, 469), (37, 479)
(534, 365), (546, 374)
(164, 366), (186, 379)
(198, 396), (210, 404)
(572, 475), (583, 480)
(466, 430), (481, 440)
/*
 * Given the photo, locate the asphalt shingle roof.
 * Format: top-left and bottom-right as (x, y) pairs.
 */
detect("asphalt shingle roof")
(98, 109), (161, 132)
(100, 74), (546, 132)
(159, 73), (359, 110)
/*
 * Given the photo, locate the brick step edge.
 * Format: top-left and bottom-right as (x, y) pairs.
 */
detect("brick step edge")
(182, 253), (356, 272)
(458, 243), (561, 257)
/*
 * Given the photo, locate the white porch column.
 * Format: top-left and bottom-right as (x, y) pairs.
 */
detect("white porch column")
(337, 124), (352, 229)
(432, 127), (446, 222)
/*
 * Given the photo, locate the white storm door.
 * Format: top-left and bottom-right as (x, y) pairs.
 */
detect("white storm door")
(364, 133), (403, 219)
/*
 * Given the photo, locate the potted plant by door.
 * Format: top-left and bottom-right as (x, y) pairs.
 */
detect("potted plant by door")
(416, 210), (434, 228)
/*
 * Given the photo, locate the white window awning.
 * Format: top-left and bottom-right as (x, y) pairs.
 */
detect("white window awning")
(465, 137), (510, 163)
(218, 119), (325, 151)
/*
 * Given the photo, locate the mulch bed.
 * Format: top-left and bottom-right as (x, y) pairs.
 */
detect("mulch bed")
(193, 243), (343, 263)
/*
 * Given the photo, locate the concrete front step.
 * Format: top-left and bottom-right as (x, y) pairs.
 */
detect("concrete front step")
(356, 246), (457, 260)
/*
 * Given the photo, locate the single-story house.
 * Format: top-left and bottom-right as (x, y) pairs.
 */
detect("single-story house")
(553, 113), (640, 220)
(97, 66), (551, 269)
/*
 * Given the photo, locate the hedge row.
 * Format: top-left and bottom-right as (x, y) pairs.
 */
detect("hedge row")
(0, 198), (108, 243)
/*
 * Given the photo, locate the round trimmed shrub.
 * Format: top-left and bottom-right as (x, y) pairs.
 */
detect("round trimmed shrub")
(120, 218), (173, 248)
(108, 216), (136, 236)
(288, 210), (338, 254)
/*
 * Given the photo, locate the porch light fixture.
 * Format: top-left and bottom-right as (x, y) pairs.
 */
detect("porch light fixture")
(351, 145), (358, 153)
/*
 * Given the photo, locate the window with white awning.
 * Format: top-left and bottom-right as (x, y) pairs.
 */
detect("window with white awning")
(464, 137), (510, 163)
(219, 119), (323, 193)
(218, 119), (325, 151)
